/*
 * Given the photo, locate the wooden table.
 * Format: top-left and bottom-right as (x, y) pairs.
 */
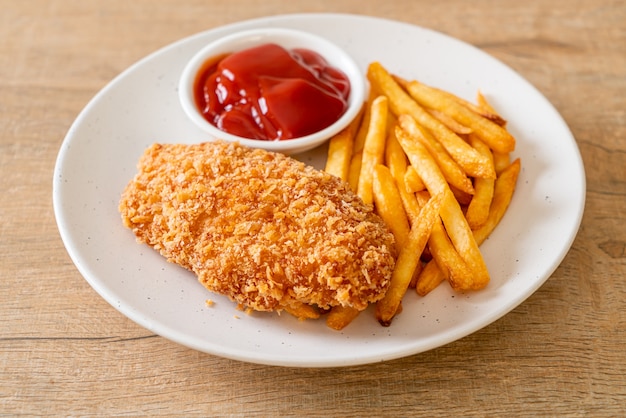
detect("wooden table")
(2, 0), (624, 415)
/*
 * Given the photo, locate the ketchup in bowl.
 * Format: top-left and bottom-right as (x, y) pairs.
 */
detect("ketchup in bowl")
(193, 43), (351, 141)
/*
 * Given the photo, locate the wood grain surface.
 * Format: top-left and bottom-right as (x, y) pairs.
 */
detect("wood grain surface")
(1, 0), (624, 416)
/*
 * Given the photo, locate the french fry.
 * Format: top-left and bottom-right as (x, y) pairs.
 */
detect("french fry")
(465, 135), (496, 229)
(396, 127), (490, 291)
(429, 217), (473, 284)
(384, 120), (408, 182)
(391, 73), (410, 88)
(449, 185), (473, 206)
(392, 74), (472, 135)
(386, 111), (398, 137)
(348, 150), (363, 192)
(284, 302), (320, 320)
(373, 164), (411, 250)
(399, 174), (423, 224)
(493, 151), (511, 176)
(476, 91), (507, 126)
(324, 104), (364, 181)
(376, 192), (443, 325)
(473, 159), (521, 245)
(426, 108), (473, 135)
(428, 84), (505, 127)
(413, 191), (432, 262)
(414, 191), (472, 286)
(439, 190), (490, 290)
(325, 128), (353, 181)
(403, 80), (515, 154)
(367, 62), (494, 179)
(347, 91), (377, 191)
(409, 261), (424, 289)
(357, 95), (388, 205)
(414, 190), (431, 207)
(383, 129), (422, 223)
(326, 305), (361, 331)
(324, 61), (521, 328)
(404, 166), (426, 193)
(353, 89), (378, 155)
(415, 259), (446, 296)
(395, 127), (447, 195)
(398, 114), (475, 195)
(415, 159), (521, 295)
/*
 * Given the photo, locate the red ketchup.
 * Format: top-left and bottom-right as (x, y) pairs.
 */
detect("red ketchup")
(193, 43), (351, 141)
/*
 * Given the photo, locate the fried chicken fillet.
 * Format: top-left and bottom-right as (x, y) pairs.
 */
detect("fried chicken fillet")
(119, 141), (395, 314)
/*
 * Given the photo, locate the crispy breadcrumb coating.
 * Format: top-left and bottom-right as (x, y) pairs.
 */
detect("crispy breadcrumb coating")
(119, 141), (395, 314)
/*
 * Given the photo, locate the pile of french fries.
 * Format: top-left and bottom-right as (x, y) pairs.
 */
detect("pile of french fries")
(324, 62), (521, 329)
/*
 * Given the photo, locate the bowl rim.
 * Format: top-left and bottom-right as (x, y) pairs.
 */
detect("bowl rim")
(178, 27), (366, 154)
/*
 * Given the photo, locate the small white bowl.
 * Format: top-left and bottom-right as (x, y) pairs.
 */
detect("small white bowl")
(178, 28), (365, 154)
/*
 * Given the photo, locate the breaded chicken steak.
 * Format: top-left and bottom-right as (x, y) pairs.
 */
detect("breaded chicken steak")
(119, 141), (395, 314)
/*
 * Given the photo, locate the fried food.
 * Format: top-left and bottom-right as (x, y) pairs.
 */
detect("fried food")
(402, 79), (515, 153)
(324, 103), (364, 181)
(367, 62), (495, 179)
(119, 141), (396, 316)
(375, 191), (443, 325)
(325, 62), (521, 324)
(357, 95), (388, 205)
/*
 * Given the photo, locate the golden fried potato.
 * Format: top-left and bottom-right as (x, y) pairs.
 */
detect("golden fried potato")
(357, 95), (388, 205)
(376, 192), (443, 325)
(367, 62), (495, 179)
(325, 104), (364, 181)
(398, 114), (475, 195)
(373, 164), (411, 250)
(465, 135), (496, 229)
(403, 80), (515, 154)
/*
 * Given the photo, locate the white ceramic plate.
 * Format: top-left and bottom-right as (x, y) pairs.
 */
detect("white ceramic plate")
(53, 14), (585, 367)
